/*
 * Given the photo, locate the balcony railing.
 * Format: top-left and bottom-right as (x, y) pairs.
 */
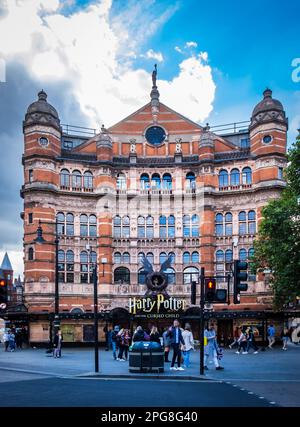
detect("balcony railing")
(218, 184), (252, 192)
(60, 185), (94, 193)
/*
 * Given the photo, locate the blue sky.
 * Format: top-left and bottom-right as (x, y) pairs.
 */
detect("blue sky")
(0, 0), (299, 276)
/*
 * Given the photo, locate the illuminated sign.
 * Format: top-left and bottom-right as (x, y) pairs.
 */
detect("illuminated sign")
(129, 293), (186, 315)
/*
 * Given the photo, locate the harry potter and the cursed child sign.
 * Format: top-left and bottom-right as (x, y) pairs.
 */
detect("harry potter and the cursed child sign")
(128, 255), (186, 316)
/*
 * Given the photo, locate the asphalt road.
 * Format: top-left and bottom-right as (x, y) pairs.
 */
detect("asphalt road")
(0, 371), (273, 407)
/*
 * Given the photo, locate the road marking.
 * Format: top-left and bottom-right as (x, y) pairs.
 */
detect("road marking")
(269, 402), (276, 405)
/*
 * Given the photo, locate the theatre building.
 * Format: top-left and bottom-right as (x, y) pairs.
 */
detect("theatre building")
(21, 72), (290, 344)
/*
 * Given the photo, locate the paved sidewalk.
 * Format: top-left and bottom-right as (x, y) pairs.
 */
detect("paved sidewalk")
(0, 342), (299, 381)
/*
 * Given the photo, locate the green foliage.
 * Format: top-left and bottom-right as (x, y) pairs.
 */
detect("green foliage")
(252, 135), (300, 309)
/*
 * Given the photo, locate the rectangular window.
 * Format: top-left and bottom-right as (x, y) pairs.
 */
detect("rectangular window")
(58, 272), (65, 283)
(239, 223), (247, 235)
(122, 226), (130, 238)
(66, 224), (74, 236)
(80, 273), (88, 283)
(240, 138), (250, 149)
(113, 226), (121, 238)
(80, 225), (88, 236)
(66, 273), (74, 283)
(28, 169), (33, 183)
(183, 226), (190, 237)
(248, 222), (256, 234)
(57, 224), (65, 235)
(168, 226), (175, 238)
(160, 227), (167, 238)
(28, 213), (33, 224)
(137, 227), (145, 238)
(278, 167), (283, 179)
(146, 227), (154, 238)
(215, 224), (223, 236)
(225, 223), (232, 236)
(89, 225), (97, 237)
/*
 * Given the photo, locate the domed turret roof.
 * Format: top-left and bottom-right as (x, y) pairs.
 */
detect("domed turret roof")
(250, 88), (287, 130)
(252, 88), (283, 116)
(23, 90), (61, 131)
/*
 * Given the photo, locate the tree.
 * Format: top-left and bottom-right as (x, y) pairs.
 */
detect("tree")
(252, 133), (300, 309)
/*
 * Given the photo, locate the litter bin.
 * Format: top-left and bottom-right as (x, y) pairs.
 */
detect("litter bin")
(129, 341), (164, 373)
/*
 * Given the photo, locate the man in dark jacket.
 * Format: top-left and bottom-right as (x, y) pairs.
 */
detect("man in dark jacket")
(167, 320), (185, 371)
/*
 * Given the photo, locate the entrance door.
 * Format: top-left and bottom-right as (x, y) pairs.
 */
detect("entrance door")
(217, 319), (233, 346)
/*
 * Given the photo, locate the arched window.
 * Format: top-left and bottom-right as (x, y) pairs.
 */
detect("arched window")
(183, 266), (199, 284)
(72, 170), (82, 189)
(123, 252), (130, 264)
(230, 169), (240, 186)
(117, 173), (126, 190)
(80, 214), (88, 236)
(248, 210), (256, 234)
(168, 215), (175, 238)
(216, 250), (225, 281)
(248, 248), (255, 259)
(57, 213), (74, 236)
(58, 249), (65, 282)
(28, 247), (34, 261)
(137, 216), (145, 238)
(160, 252), (167, 264)
(225, 249), (233, 262)
(140, 173), (150, 190)
(183, 252), (190, 264)
(66, 213), (74, 236)
(138, 252), (145, 263)
(122, 216), (130, 238)
(60, 169), (70, 188)
(159, 215), (175, 238)
(113, 216), (130, 238)
(65, 250), (74, 283)
(186, 172), (196, 190)
(114, 252), (122, 263)
(56, 212), (65, 235)
(151, 173), (161, 189)
(114, 267), (130, 284)
(146, 252), (154, 265)
(165, 267), (176, 285)
(80, 251), (89, 283)
(191, 251), (199, 263)
(238, 211), (247, 235)
(162, 173), (172, 190)
(239, 248), (247, 261)
(146, 216), (154, 238)
(89, 215), (97, 237)
(168, 252), (176, 263)
(138, 268), (146, 284)
(248, 248), (256, 281)
(183, 214), (199, 237)
(225, 212), (233, 236)
(83, 171), (93, 189)
(242, 167), (252, 185)
(219, 170), (228, 188)
(215, 213), (223, 236)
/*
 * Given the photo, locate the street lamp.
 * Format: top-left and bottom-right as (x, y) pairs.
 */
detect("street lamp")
(86, 244), (99, 373)
(35, 220), (60, 343)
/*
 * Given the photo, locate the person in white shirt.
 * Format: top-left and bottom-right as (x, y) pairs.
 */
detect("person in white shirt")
(3, 331), (9, 351)
(182, 323), (194, 368)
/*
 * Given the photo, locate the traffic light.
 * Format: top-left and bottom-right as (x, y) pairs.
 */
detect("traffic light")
(191, 281), (196, 305)
(233, 260), (248, 304)
(0, 278), (7, 305)
(205, 278), (216, 302)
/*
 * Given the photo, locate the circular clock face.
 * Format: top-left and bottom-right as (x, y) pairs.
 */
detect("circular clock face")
(39, 137), (49, 147)
(145, 126), (166, 145)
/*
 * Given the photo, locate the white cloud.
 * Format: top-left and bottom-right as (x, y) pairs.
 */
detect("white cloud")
(175, 46), (183, 54)
(0, 0), (215, 126)
(185, 41), (197, 48)
(142, 49), (164, 62)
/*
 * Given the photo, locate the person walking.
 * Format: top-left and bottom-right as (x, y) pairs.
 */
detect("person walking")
(204, 324), (224, 370)
(162, 327), (171, 362)
(3, 331), (9, 351)
(235, 328), (247, 354)
(267, 324), (276, 349)
(118, 328), (131, 361)
(245, 327), (259, 354)
(111, 325), (120, 360)
(167, 319), (185, 371)
(229, 327), (240, 349)
(53, 330), (62, 358)
(15, 330), (23, 350)
(281, 327), (289, 350)
(8, 331), (16, 352)
(150, 326), (160, 343)
(182, 323), (194, 368)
